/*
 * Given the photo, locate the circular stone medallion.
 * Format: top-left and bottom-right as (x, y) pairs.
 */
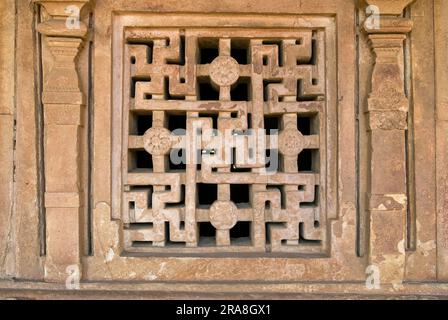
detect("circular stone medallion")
(278, 128), (305, 156)
(209, 200), (238, 230)
(209, 56), (240, 87)
(143, 127), (172, 156)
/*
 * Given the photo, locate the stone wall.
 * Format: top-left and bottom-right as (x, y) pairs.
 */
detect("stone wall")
(0, 0), (447, 299)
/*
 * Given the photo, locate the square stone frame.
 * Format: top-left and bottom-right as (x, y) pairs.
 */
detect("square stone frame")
(114, 17), (337, 256)
(84, 0), (365, 282)
(118, 25), (336, 258)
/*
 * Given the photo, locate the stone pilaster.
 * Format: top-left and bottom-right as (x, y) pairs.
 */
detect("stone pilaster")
(362, 0), (414, 285)
(34, 0), (90, 282)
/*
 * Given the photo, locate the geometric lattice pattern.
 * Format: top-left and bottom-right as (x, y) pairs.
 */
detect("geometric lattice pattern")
(120, 28), (329, 254)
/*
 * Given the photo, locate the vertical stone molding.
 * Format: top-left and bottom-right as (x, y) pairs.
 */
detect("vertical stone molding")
(34, 0), (90, 282)
(434, 0), (448, 280)
(0, 0), (16, 278)
(362, 0), (415, 285)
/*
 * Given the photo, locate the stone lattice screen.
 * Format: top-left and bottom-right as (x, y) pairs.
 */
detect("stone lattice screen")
(118, 28), (334, 255)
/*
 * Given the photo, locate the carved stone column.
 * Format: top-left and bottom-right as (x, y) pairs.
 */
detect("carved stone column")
(34, 0), (90, 282)
(362, 0), (414, 285)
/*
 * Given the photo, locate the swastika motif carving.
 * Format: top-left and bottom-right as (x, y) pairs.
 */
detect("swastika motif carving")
(118, 27), (334, 255)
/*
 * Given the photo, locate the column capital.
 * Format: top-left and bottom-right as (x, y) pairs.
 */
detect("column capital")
(33, 0), (91, 38)
(358, 0), (416, 34)
(360, 0), (416, 15)
(33, 0), (90, 15)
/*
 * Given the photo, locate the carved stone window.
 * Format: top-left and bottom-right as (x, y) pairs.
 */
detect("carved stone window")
(114, 21), (337, 256)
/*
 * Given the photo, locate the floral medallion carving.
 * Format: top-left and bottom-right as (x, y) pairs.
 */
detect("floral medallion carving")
(209, 200), (238, 230)
(209, 56), (240, 87)
(143, 127), (173, 155)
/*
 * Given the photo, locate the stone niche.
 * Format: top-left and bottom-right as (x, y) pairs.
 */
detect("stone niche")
(0, 0), (447, 299)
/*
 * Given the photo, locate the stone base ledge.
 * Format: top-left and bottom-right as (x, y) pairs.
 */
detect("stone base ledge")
(0, 280), (447, 300)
